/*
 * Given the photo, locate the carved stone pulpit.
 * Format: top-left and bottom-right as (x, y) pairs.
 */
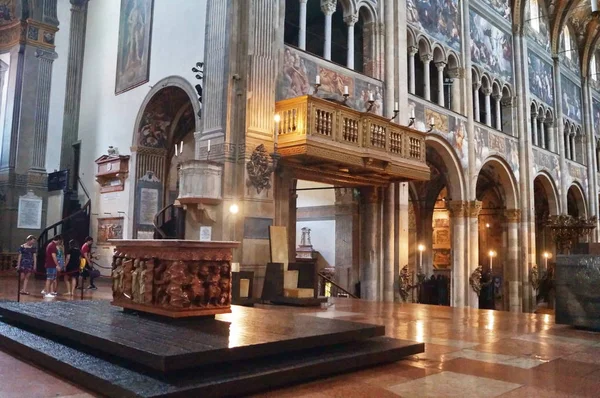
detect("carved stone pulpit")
(110, 240), (239, 318)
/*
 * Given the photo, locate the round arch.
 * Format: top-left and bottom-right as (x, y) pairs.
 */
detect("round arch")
(567, 183), (588, 218)
(534, 172), (560, 216)
(425, 135), (466, 202)
(476, 156), (519, 210)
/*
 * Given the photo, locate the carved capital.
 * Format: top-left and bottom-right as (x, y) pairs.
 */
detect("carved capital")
(448, 200), (467, 218)
(299, 0), (308, 3)
(70, 0), (89, 10)
(492, 93), (503, 101)
(447, 67), (464, 79)
(344, 14), (358, 26)
(35, 48), (58, 61)
(408, 46), (418, 56)
(482, 87), (493, 96)
(320, 0), (336, 15)
(435, 61), (446, 71)
(420, 53), (433, 63)
(501, 97), (514, 107)
(473, 82), (482, 90)
(504, 209), (521, 222)
(468, 200), (483, 217)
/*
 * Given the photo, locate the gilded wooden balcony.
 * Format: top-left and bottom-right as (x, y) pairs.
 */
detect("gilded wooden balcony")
(275, 95), (430, 186)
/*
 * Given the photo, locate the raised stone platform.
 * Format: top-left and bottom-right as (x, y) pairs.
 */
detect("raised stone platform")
(0, 301), (423, 397)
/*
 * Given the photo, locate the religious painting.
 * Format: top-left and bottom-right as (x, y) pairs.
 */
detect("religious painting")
(97, 217), (124, 245)
(137, 87), (189, 148)
(433, 249), (451, 269)
(115, 0), (154, 95)
(434, 229), (450, 246)
(433, 218), (449, 229)
(469, 11), (513, 82)
(561, 74), (582, 123)
(445, 118), (468, 170)
(524, 0), (550, 51)
(528, 52), (554, 106)
(406, 0), (461, 52)
(593, 97), (600, 130)
(479, 0), (511, 20)
(474, 126), (489, 171)
(425, 109), (448, 133)
(506, 137), (520, 182)
(0, 0), (15, 26)
(532, 148), (560, 182)
(281, 47), (313, 97)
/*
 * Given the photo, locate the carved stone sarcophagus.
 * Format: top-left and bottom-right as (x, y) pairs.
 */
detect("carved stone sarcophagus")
(110, 240), (239, 318)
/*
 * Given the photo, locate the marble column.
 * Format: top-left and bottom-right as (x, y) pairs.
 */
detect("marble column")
(570, 134), (576, 161)
(473, 83), (481, 122)
(546, 119), (555, 152)
(0, 60), (7, 120)
(60, 0), (90, 186)
(553, 57), (568, 213)
(531, 111), (538, 146)
(493, 93), (502, 131)
(539, 116), (546, 149)
(32, 49), (57, 171)
(298, 0), (308, 50)
(360, 187), (380, 301)
(468, 200), (482, 308)
(321, 0), (336, 61)
(383, 184), (395, 302)
(435, 61), (445, 107)
(505, 209), (522, 312)
(583, 80), (598, 238)
(345, 14), (357, 70)
(448, 201), (467, 308)
(421, 54), (432, 101)
(447, 68), (462, 114)
(384, 0), (395, 117)
(408, 46), (417, 95)
(483, 88), (492, 127)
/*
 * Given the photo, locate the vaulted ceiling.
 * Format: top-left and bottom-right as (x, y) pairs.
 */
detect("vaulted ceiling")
(515, 0), (599, 76)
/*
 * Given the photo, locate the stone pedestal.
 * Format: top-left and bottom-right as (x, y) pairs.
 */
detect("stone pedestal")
(111, 240), (239, 318)
(177, 160), (222, 231)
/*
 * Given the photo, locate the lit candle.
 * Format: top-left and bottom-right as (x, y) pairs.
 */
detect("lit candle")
(430, 116), (435, 126)
(207, 139), (211, 152)
(411, 108), (415, 119)
(344, 86), (349, 95)
(316, 75), (320, 85)
(394, 102), (399, 111)
(174, 144), (178, 156)
(369, 92), (374, 102)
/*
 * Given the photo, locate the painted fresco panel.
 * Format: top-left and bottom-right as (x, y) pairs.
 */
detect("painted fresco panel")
(479, 0), (511, 20)
(524, 4), (551, 51)
(561, 75), (582, 123)
(528, 52), (554, 106)
(406, 0), (461, 52)
(278, 46), (384, 116)
(469, 11), (513, 82)
(474, 125), (520, 181)
(0, 0), (15, 26)
(532, 148), (561, 185)
(593, 97), (600, 131)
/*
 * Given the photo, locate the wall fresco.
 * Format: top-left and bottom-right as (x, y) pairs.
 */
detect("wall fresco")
(528, 52), (554, 106)
(593, 97), (600, 131)
(532, 148), (561, 185)
(277, 46), (384, 116)
(469, 10), (513, 82)
(474, 125), (520, 182)
(561, 74), (582, 123)
(479, 0), (511, 20)
(524, 1), (551, 52)
(406, 0), (461, 52)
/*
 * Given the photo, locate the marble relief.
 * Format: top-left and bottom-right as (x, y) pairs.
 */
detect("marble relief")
(528, 52), (554, 106)
(278, 46), (384, 116)
(561, 75), (582, 123)
(406, 0), (461, 52)
(469, 11), (513, 82)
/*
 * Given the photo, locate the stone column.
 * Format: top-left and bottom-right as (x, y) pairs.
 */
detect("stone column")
(408, 46), (417, 94)
(0, 60), (7, 119)
(383, 184), (395, 302)
(539, 115), (546, 149)
(448, 201), (467, 307)
(468, 200), (482, 308)
(583, 80), (598, 238)
(60, 0), (90, 187)
(345, 14), (357, 69)
(505, 209), (522, 312)
(421, 54), (432, 101)
(447, 68), (462, 114)
(531, 111), (538, 146)
(493, 93), (502, 131)
(435, 62), (445, 107)
(473, 83), (481, 122)
(384, 0), (395, 117)
(553, 57), (568, 212)
(570, 134), (575, 161)
(546, 118), (555, 152)
(360, 186), (380, 301)
(298, 0), (308, 50)
(483, 88), (492, 127)
(321, 0), (336, 61)
(32, 49), (57, 171)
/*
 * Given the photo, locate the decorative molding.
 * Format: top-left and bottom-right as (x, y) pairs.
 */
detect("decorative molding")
(468, 200), (483, 218)
(469, 265), (483, 296)
(245, 144), (273, 195)
(448, 200), (467, 218)
(504, 209), (521, 222)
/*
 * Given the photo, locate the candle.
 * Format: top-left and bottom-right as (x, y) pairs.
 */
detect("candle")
(207, 139), (211, 152)
(411, 108), (415, 119)
(344, 86), (349, 95)
(369, 92), (374, 102)
(316, 75), (320, 85)
(430, 116), (435, 126)
(174, 144), (178, 156)
(394, 102), (399, 111)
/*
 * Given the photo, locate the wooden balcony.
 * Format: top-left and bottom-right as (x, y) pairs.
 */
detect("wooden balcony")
(275, 95), (430, 186)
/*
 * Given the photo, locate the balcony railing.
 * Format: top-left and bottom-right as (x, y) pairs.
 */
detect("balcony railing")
(275, 95), (429, 184)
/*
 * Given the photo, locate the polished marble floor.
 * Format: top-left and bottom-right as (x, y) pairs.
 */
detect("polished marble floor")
(0, 276), (599, 397)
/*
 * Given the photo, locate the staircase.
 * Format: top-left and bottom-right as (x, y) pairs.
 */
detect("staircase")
(36, 179), (91, 277)
(153, 204), (185, 239)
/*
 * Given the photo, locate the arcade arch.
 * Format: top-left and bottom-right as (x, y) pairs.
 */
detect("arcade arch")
(533, 173), (560, 269)
(567, 183), (587, 218)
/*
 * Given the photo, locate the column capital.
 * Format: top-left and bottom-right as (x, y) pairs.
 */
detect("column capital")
(299, 0), (308, 3)
(408, 46), (418, 56)
(435, 61), (446, 71)
(544, 117), (555, 126)
(501, 96), (515, 107)
(344, 14), (358, 26)
(482, 87), (493, 96)
(321, 0), (336, 15)
(420, 53), (433, 63)
(473, 81), (482, 90)
(504, 209), (521, 222)
(492, 93), (502, 101)
(468, 200), (483, 217)
(448, 200), (467, 218)
(35, 48), (58, 61)
(70, 0), (89, 9)
(537, 113), (547, 121)
(447, 67), (464, 79)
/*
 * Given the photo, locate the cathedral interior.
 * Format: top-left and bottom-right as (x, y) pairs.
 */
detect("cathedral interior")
(0, 0), (599, 396)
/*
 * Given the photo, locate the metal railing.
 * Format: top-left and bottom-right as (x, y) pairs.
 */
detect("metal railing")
(317, 271), (357, 299)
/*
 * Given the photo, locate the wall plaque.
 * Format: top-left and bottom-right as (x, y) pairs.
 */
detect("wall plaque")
(139, 188), (158, 225)
(199, 226), (212, 241)
(17, 192), (43, 230)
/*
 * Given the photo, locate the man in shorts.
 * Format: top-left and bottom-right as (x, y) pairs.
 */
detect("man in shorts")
(43, 235), (62, 298)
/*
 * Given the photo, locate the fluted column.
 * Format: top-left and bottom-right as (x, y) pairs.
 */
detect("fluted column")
(473, 83), (481, 122)
(421, 54), (432, 101)
(60, 0), (90, 185)
(493, 93), (502, 131)
(531, 111), (538, 146)
(505, 209), (522, 312)
(32, 49), (57, 171)
(408, 46), (417, 94)
(468, 201), (482, 308)
(321, 0), (336, 61)
(435, 62), (445, 107)
(298, 0), (308, 50)
(448, 201), (466, 307)
(483, 88), (492, 127)
(345, 14), (357, 69)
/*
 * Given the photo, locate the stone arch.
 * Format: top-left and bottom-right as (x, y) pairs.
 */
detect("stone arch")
(476, 156), (519, 210)
(480, 74), (492, 90)
(407, 27), (417, 48)
(424, 135), (466, 202)
(471, 67), (481, 86)
(492, 80), (502, 97)
(432, 45), (446, 64)
(567, 183), (587, 218)
(534, 171), (560, 216)
(447, 51), (460, 69)
(417, 36), (432, 56)
(356, 0), (377, 23)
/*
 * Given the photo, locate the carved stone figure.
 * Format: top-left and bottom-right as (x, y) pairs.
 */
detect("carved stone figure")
(187, 263), (206, 307)
(246, 144), (273, 194)
(218, 277), (230, 305)
(469, 265), (483, 296)
(206, 281), (221, 306)
(398, 265), (411, 302)
(131, 259), (142, 303)
(155, 261), (190, 308)
(122, 259), (134, 299)
(111, 257), (124, 299)
(153, 262), (168, 304)
(141, 259), (154, 304)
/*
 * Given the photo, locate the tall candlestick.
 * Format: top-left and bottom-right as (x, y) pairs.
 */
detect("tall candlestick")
(316, 75), (320, 85)
(394, 102), (399, 111)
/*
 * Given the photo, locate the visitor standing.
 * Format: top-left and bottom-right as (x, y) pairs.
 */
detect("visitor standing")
(43, 235), (62, 298)
(17, 235), (37, 295)
(81, 236), (97, 290)
(64, 239), (80, 296)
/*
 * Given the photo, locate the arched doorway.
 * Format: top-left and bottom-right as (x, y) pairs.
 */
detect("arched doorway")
(475, 157), (519, 311)
(130, 77), (200, 239)
(533, 173), (560, 269)
(567, 183), (587, 218)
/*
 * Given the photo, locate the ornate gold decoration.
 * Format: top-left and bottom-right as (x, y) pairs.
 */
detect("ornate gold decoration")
(448, 200), (467, 218)
(505, 209), (521, 222)
(246, 144), (273, 194)
(468, 200), (483, 218)
(547, 215), (597, 254)
(530, 264), (541, 292)
(398, 265), (419, 302)
(469, 265), (483, 296)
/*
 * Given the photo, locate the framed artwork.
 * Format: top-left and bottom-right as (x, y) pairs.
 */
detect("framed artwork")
(433, 249), (451, 269)
(115, 0), (154, 95)
(97, 217), (124, 245)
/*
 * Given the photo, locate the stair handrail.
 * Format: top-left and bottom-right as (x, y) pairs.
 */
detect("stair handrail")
(317, 271), (358, 298)
(78, 177), (91, 200)
(153, 203), (175, 239)
(38, 198), (91, 243)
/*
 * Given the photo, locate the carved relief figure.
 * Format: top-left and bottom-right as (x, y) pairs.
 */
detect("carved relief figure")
(131, 259), (142, 303)
(141, 259), (154, 304)
(122, 259), (134, 299)
(154, 261), (190, 308)
(246, 144), (273, 195)
(112, 256), (124, 299)
(186, 263), (206, 306)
